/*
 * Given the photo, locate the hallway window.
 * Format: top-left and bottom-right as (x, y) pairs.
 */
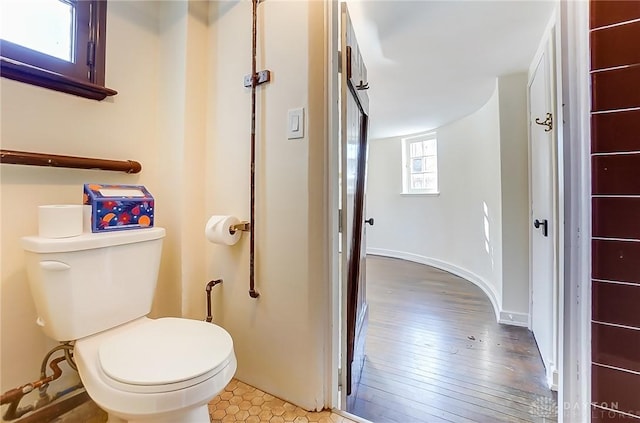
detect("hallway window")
(402, 132), (438, 194)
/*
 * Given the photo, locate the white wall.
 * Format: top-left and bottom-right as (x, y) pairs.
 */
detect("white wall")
(366, 77), (532, 325)
(367, 85), (504, 316)
(497, 73), (530, 324)
(204, 1), (329, 411)
(154, 0), (211, 319)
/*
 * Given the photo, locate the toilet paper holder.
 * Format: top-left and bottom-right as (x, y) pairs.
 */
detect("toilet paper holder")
(229, 221), (251, 234)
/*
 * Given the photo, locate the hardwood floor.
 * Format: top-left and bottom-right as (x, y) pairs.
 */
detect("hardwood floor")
(347, 256), (557, 423)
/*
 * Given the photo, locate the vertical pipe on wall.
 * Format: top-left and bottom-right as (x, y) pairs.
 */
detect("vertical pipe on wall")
(249, 0), (260, 298)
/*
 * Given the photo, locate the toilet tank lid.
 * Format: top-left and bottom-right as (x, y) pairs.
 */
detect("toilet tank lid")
(22, 227), (165, 253)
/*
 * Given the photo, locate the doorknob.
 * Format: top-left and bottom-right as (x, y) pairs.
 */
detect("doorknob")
(534, 219), (548, 237)
(365, 218), (375, 226)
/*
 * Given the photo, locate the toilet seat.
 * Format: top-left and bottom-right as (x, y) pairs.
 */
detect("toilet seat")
(97, 318), (234, 394)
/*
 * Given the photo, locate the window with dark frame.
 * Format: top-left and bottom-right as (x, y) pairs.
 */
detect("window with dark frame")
(0, 0), (116, 100)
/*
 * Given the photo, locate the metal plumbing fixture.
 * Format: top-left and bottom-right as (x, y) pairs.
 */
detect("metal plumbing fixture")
(0, 343), (76, 420)
(0, 343), (73, 421)
(243, 0), (270, 299)
(205, 279), (223, 323)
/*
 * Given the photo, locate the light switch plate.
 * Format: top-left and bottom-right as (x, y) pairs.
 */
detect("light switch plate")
(287, 108), (304, 139)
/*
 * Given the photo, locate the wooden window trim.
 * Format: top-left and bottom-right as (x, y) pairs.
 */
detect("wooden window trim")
(0, 0), (116, 101)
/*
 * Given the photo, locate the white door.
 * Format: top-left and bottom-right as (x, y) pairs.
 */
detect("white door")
(529, 48), (556, 388)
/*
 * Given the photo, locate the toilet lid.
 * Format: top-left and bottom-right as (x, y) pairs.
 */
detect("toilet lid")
(98, 318), (233, 387)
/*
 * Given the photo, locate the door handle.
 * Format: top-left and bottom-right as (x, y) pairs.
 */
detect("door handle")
(365, 218), (375, 226)
(534, 219), (548, 237)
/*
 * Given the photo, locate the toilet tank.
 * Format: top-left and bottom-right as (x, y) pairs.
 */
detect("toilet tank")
(21, 227), (165, 341)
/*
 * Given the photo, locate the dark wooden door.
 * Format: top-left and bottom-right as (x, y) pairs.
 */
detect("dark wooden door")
(340, 2), (370, 404)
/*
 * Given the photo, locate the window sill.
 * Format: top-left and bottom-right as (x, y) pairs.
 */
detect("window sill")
(1, 58), (117, 101)
(400, 192), (440, 197)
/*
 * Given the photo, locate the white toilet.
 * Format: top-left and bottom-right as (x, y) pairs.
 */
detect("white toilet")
(22, 227), (236, 423)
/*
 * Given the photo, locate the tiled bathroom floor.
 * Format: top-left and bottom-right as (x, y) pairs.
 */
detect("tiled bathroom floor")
(56, 379), (358, 423)
(209, 379), (358, 423)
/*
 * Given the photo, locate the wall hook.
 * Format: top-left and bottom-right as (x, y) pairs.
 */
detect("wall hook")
(535, 113), (553, 132)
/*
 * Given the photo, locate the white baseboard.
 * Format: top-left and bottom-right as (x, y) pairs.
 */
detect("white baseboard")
(499, 310), (530, 327)
(367, 248), (501, 322)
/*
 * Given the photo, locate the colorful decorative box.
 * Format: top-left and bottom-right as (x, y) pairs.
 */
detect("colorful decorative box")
(83, 184), (154, 232)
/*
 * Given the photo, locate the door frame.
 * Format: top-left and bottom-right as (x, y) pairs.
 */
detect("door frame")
(527, 10), (561, 391)
(325, 0), (341, 410)
(559, 0), (592, 421)
(324, 0), (593, 419)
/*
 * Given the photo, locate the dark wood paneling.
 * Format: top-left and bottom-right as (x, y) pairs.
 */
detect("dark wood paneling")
(593, 239), (640, 283)
(591, 3), (640, 420)
(591, 22), (640, 70)
(592, 323), (640, 373)
(592, 154), (640, 195)
(592, 110), (640, 153)
(592, 406), (640, 422)
(590, 0), (640, 29)
(592, 197), (640, 239)
(591, 66), (640, 112)
(592, 281), (640, 328)
(592, 364), (640, 418)
(348, 257), (556, 423)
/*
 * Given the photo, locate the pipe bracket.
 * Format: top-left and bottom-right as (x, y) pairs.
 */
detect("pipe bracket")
(243, 70), (271, 88)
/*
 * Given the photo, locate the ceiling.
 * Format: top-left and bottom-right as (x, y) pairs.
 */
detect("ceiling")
(345, 0), (557, 140)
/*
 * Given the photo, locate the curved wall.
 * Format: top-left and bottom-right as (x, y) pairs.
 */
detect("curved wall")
(366, 84), (504, 317)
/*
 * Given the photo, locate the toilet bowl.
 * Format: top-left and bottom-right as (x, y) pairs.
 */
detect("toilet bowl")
(74, 317), (237, 423)
(21, 227), (237, 422)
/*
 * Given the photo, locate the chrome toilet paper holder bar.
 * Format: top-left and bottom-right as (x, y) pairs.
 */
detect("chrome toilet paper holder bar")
(229, 221), (251, 234)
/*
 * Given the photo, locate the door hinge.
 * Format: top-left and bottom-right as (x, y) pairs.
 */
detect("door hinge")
(345, 46), (352, 80)
(338, 209), (343, 233)
(338, 50), (342, 74)
(338, 367), (343, 389)
(87, 41), (96, 67)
